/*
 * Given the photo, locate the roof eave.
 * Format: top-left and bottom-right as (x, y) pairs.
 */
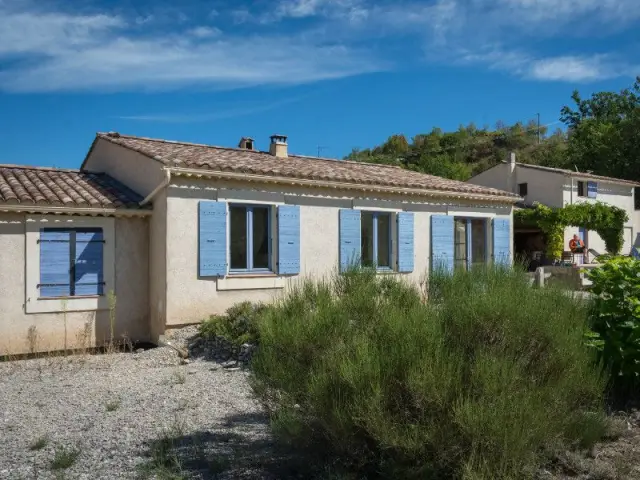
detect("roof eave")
(0, 204), (151, 217)
(169, 167), (520, 204)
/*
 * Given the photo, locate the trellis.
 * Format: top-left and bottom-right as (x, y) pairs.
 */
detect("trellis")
(514, 202), (628, 261)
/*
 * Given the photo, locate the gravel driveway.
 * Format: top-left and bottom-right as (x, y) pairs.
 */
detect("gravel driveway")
(0, 328), (278, 480)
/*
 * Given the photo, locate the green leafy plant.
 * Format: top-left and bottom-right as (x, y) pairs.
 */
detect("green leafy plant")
(251, 267), (606, 479)
(586, 256), (640, 393)
(199, 301), (264, 346)
(515, 202), (628, 261)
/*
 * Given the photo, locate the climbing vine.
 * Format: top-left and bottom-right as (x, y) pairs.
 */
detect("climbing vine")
(515, 202), (628, 261)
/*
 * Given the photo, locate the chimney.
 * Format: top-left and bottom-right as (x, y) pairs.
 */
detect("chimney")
(238, 137), (255, 150)
(269, 134), (288, 158)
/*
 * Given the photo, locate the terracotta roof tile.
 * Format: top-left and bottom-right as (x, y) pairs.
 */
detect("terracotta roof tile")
(507, 162), (640, 187)
(97, 133), (518, 200)
(0, 165), (146, 210)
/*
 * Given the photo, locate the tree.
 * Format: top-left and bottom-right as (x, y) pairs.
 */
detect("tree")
(561, 77), (640, 181)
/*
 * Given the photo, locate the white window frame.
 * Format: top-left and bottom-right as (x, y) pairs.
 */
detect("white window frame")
(25, 215), (115, 314)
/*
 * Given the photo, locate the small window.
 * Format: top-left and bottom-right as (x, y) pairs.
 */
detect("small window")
(518, 183), (528, 196)
(229, 205), (271, 272)
(577, 181), (586, 197)
(635, 187), (640, 210)
(39, 228), (104, 298)
(361, 211), (392, 269)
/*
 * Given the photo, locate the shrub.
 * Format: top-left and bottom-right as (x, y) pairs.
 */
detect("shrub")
(251, 267), (606, 479)
(586, 256), (640, 394)
(199, 301), (263, 345)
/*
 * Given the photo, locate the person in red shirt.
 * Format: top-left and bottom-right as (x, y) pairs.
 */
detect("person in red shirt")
(569, 234), (585, 253)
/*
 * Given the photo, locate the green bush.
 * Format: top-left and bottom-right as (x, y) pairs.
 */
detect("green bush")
(199, 301), (264, 345)
(251, 267), (606, 479)
(587, 257), (640, 392)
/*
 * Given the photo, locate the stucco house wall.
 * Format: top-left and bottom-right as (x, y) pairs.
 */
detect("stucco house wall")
(514, 167), (565, 207)
(562, 178), (635, 255)
(163, 177), (512, 326)
(0, 214), (149, 355)
(82, 138), (166, 198)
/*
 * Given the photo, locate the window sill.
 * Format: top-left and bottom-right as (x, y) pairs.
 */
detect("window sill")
(218, 275), (286, 291)
(227, 272), (277, 278)
(38, 295), (103, 301)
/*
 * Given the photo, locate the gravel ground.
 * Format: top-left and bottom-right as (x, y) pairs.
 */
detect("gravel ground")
(0, 327), (279, 480)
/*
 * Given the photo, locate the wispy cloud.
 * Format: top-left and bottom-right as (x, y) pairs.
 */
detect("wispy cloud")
(0, 2), (381, 92)
(115, 95), (310, 123)
(0, 0), (638, 92)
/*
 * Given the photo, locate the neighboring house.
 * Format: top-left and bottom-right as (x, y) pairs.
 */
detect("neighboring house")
(468, 153), (640, 257)
(0, 133), (518, 355)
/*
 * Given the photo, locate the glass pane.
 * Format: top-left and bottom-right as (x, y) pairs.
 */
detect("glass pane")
(454, 219), (467, 268)
(230, 207), (247, 269)
(377, 213), (391, 267)
(471, 219), (486, 265)
(361, 212), (374, 266)
(252, 207), (270, 269)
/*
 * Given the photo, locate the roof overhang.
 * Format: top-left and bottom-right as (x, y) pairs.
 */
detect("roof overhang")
(169, 167), (520, 204)
(0, 204), (151, 217)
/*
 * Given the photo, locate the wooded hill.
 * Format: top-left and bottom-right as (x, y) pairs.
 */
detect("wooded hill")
(345, 77), (640, 184)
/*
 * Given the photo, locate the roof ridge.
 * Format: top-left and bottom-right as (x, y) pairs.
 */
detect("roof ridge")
(98, 132), (419, 172)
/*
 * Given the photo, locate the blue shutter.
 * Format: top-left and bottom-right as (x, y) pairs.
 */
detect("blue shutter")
(40, 230), (71, 298)
(339, 209), (361, 272)
(74, 229), (104, 296)
(431, 215), (454, 273)
(587, 181), (597, 198)
(397, 212), (414, 273)
(199, 201), (228, 277)
(492, 218), (511, 265)
(277, 205), (300, 275)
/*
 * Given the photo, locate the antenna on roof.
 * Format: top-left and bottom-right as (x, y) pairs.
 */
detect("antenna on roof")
(317, 146), (328, 157)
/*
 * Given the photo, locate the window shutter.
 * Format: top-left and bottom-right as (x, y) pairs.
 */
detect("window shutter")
(277, 205), (300, 275)
(430, 215), (454, 273)
(397, 212), (414, 273)
(199, 201), (228, 277)
(492, 218), (511, 265)
(39, 230), (71, 298)
(75, 230), (104, 296)
(339, 209), (361, 272)
(587, 181), (597, 198)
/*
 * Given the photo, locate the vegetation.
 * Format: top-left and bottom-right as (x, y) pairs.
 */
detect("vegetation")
(515, 203), (628, 260)
(587, 257), (640, 397)
(251, 268), (606, 479)
(199, 301), (263, 346)
(50, 445), (82, 470)
(345, 77), (640, 187)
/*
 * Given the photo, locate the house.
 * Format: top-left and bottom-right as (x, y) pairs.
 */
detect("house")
(468, 153), (640, 261)
(0, 133), (518, 355)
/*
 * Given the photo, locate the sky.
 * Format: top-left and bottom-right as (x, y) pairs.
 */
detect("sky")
(0, 0), (638, 168)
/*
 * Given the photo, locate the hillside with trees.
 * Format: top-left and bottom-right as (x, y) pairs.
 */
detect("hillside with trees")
(345, 77), (640, 184)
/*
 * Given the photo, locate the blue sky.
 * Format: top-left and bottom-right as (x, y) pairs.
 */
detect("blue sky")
(0, 0), (638, 168)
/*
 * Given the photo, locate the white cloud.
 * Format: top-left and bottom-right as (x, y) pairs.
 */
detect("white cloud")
(187, 26), (221, 38)
(0, 3), (381, 92)
(457, 48), (637, 82)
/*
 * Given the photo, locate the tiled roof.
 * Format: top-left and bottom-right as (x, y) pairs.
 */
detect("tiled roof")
(95, 132), (519, 200)
(0, 165), (146, 210)
(508, 162), (640, 187)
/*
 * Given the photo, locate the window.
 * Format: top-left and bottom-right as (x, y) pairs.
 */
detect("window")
(453, 218), (487, 270)
(518, 182), (528, 196)
(635, 187), (640, 210)
(454, 219), (467, 270)
(229, 205), (271, 272)
(361, 211), (392, 269)
(577, 181), (586, 197)
(39, 228), (104, 298)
